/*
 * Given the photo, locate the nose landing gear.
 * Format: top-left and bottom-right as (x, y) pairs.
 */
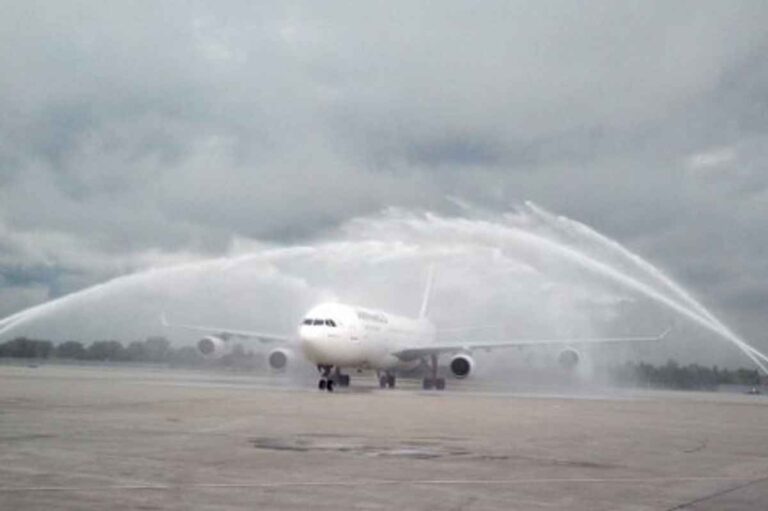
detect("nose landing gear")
(317, 365), (349, 392)
(334, 367), (351, 387)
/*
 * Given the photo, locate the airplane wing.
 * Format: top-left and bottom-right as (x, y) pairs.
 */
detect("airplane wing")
(393, 327), (671, 361)
(160, 313), (292, 344)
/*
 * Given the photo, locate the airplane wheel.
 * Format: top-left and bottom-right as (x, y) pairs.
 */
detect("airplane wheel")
(318, 379), (327, 390)
(435, 378), (446, 390)
(387, 374), (396, 388)
(422, 378), (434, 390)
(379, 376), (388, 388)
(326, 380), (335, 392)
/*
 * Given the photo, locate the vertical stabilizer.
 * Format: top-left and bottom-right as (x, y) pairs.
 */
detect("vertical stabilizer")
(419, 265), (435, 319)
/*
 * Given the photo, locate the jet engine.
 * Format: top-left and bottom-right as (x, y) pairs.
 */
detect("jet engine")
(267, 348), (293, 371)
(196, 336), (230, 359)
(449, 354), (475, 379)
(557, 348), (580, 369)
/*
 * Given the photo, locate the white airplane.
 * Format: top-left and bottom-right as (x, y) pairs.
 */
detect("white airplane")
(161, 268), (669, 391)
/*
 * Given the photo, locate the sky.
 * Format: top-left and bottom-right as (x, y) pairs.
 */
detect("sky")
(1, 1), (767, 359)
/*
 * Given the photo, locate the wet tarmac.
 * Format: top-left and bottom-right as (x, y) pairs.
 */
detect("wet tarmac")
(1, 364), (767, 510)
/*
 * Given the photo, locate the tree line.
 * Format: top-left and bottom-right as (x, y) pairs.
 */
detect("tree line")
(608, 360), (761, 389)
(0, 336), (762, 389)
(0, 336), (259, 369)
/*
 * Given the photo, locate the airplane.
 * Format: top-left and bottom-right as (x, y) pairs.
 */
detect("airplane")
(161, 267), (670, 391)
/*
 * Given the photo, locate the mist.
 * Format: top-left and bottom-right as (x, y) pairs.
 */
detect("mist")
(2, 203), (764, 378)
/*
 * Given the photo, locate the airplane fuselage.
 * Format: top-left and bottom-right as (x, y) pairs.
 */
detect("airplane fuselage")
(298, 302), (435, 370)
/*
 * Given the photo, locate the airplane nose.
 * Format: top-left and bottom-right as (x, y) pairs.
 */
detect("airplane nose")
(299, 326), (322, 343)
(299, 327), (324, 360)
(298, 325), (361, 366)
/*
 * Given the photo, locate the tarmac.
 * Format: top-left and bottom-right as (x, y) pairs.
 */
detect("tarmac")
(1, 363), (767, 510)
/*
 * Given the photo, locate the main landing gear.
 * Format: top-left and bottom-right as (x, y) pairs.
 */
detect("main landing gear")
(334, 367), (351, 388)
(422, 353), (446, 390)
(378, 371), (396, 389)
(317, 365), (350, 392)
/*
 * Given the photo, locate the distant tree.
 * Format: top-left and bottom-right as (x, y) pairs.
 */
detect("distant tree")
(735, 368), (760, 386)
(169, 346), (204, 367)
(85, 340), (127, 361)
(0, 337), (53, 358)
(143, 337), (171, 362)
(610, 360), (762, 390)
(55, 341), (86, 359)
(125, 341), (147, 362)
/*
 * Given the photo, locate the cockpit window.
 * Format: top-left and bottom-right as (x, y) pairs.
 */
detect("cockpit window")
(303, 318), (337, 327)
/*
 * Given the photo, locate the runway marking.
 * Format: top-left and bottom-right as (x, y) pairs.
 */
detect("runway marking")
(0, 476), (763, 493)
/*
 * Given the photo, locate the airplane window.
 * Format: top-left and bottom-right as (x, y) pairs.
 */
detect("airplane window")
(325, 319), (336, 327)
(312, 319), (324, 326)
(302, 319), (313, 325)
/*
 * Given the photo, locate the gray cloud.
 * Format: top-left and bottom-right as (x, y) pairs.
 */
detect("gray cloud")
(1, 1), (767, 352)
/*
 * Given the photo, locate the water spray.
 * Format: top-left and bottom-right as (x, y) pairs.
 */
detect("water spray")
(0, 205), (766, 376)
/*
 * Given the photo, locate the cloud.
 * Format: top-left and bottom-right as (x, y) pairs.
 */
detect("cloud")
(1, 1), (768, 357)
(687, 146), (736, 170)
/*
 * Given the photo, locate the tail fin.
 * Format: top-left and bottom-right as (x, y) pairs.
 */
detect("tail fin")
(418, 265), (435, 319)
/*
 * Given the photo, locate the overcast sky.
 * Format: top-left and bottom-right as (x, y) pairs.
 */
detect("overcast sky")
(1, 1), (767, 350)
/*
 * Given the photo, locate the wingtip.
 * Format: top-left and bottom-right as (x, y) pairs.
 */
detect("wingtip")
(160, 312), (169, 327)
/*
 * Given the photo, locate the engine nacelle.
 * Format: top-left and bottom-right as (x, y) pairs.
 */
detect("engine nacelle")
(557, 348), (580, 369)
(449, 354), (475, 379)
(196, 336), (230, 359)
(267, 348), (294, 371)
